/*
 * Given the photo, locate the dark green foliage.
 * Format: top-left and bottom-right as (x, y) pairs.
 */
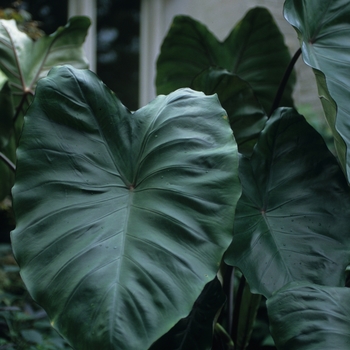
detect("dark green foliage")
(267, 282), (350, 349)
(156, 8), (295, 114)
(1, 0), (350, 349)
(0, 244), (72, 349)
(224, 108), (350, 297)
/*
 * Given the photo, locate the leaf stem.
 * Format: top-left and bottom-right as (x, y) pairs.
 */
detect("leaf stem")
(214, 323), (235, 350)
(228, 267), (235, 335)
(269, 47), (302, 116)
(0, 152), (16, 172)
(231, 274), (246, 343)
(13, 91), (33, 124)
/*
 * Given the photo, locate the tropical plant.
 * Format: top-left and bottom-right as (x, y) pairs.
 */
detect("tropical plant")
(0, 15), (90, 202)
(0, 14), (90, 348)
(6, 0), (350, 349)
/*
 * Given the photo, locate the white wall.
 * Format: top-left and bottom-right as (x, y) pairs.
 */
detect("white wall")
(139, 0), (322, 116)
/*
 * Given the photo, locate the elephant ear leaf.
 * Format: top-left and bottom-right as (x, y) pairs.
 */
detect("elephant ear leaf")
(224, 108), (350, 298)
(11, 66), (241, 349)
(267, 282), (350, 349)
(156, 7), (295, 114)
(284, 0), (350, 182)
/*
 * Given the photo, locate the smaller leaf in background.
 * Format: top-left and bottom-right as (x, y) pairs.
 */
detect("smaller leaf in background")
(150, 277), (226, 350)
(267, 281), (350, 349)
(0, 5), (44, 40)
(0, 17), (90, 200)
(191, 68), (267, 157)
(156, 8), (295, 114)
(0, 16), (90, 132)
(224, 108), (350, 298)
(284, 0), (350, 182)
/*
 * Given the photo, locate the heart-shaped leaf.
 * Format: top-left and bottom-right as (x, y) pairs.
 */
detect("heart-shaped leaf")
(267, 281), (350, 349)
(150, 277), (226, 350)
(224, 108), (350, 298)
(284, 0), (350, 182)
(156, 7), (295, 114)
(191, 68), (267, 157)
(0, 17), (90, 131)
(11, 66), (241, 349)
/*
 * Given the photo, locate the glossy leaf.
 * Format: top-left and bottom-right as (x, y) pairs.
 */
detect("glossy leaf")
(191, 68), (267, 157)
(11, 66), (241, 349)
(224, 108), (350, 298)
(156, 8), (295, 114)
(267, 281), (350, 349)
(150, 277), (226, 350)
(0, 17), (90, 131)
(284, 0), (350, 182)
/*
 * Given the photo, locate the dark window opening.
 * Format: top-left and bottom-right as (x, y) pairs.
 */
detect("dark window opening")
(97, 0), (140, 110)
(0, 0), (68, 35)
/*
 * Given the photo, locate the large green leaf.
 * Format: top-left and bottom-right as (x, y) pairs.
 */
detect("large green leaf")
(191, 67), (267, 157)
(284, 0), (350, 182)
(150, 277), (226, 350)
(224, 108), (350, 298)
(267, 281), (350, 349)
(11, 66), (241, 349)
(0, 17), (90, 131)
(156, 7), (295, 114)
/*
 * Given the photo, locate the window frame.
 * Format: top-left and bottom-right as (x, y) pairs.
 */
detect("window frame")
(68, 0), (96, 72)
